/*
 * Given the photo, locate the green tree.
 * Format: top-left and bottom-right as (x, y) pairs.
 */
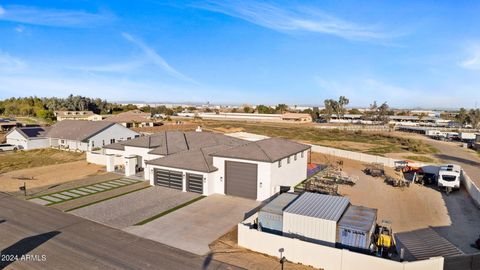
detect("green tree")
(256, 104), (274, 114)
(275, 104), (289, 114)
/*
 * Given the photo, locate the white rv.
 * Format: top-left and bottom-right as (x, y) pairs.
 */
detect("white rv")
(437, 164), (461, 194)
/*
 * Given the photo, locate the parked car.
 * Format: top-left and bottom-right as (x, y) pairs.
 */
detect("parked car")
(0, 143), (18, 152)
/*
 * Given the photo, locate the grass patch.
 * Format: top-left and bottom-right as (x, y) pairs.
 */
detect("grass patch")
(29, 178), (140, 206)
(404, 155), (436, 163)
(134, 196), (206, 225)
(65, 186), (150, 212)
(0, 148), (85, 174)
(200, 120), (438, 155)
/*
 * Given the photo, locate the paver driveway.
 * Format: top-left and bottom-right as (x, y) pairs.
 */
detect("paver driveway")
(125, 194), (261, 255)
(71, 186), (200, 229)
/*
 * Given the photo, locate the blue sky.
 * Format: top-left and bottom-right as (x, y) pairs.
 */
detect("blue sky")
(1, 1), (480, 108)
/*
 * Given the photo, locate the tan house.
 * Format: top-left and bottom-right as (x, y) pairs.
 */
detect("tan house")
(55, 111), (102, 121)
(104, 110), (161, 128)
(282, 113), (312, 122)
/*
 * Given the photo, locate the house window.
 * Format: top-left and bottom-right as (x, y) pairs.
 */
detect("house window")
(127, 137), (131, 140)
(102, 140), (105, 146)
(294, 154), (297, 161)
(278, 160), (282, 168)
(301, 151), (304, 158)
(287, 156), (291, 164)
(91, 141), (95, 147)
(135, 135), (140, 138)
(110, 139), (115, 144)
(61, 140), (65, 144)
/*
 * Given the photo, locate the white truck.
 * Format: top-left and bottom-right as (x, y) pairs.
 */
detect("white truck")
(459, 132), (476, 142)
(437, 164), (461, 194)
(0, 143), (18, 152)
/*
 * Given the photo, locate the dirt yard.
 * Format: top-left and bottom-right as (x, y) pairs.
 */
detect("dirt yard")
(210, 227), (319, 270)
(0, 160), (106, 193)
(0, 148), (85, 174)
(310, 152), (480, 255)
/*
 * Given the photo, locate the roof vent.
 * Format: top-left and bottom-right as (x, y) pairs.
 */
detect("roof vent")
(196, 126), (203, 132)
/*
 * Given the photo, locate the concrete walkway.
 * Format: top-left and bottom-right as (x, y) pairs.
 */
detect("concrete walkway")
(71, 186), (200, 229)
(125, 194), (260, 255)
(29, 178), (142, 206)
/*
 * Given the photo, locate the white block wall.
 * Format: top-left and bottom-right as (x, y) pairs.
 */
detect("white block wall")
(238, 214), (444, 270)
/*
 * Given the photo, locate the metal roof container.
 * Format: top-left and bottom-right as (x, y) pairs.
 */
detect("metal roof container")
(337, 205), (377, 251)
(258, 193), (298, 234)
(282, 192), (350, 246)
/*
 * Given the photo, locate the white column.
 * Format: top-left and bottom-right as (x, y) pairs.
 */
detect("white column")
(106, 154), (115, 172)
(144, 164), (150, 181)
(182, 172), (187, 192)
(125, 155), (137, 176)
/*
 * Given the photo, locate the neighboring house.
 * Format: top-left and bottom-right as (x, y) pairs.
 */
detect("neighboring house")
(6, 127), (50, 150)
(92, 131), (310, 201)
(0, 118), (21, 131)
(104, 110), (161, 128)
(282, 113), (312, 122)
(55, 111), (102, 121)
(6, 121), (139, 152)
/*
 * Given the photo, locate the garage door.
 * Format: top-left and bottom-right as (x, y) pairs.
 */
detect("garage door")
(154, 169), (183, 190)
(225, 161), (258, 199)
(187, 173), (203, 194)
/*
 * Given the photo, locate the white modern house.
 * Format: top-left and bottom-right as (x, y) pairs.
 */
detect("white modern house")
(89, 131), (310, 201)
(6, 120), (139, 151)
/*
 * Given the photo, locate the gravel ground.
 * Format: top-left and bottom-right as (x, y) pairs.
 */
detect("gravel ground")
(71, 186), (200, 229)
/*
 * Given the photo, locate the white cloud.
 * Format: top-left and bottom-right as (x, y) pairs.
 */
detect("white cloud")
(194, 1), (394, 42)
(121, 32), (198, 84)
(0, 51), (26, 72)
(459, 45), (480, 70)
(0, 5), (114, 27)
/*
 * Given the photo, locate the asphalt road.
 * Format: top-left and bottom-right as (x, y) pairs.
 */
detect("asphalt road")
(424, 138), (480, 187)
(0, 192), (240, 270)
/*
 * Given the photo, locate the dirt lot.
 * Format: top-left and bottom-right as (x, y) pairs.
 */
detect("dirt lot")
(210, 227), (318, 270)
(0, 160), (106, 193)
(310, 152), (480, 255)
(0, 149), (85, 174)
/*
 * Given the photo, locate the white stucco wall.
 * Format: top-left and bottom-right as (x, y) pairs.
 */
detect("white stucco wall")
(270, 149), (309, 193)
(123, 146), (162, 168)
(212, 157), (272, 201)
(87, 124), (139, 150)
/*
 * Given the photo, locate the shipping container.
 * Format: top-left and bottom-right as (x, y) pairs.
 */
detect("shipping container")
(337, 205), (377, 251)
(282, 192), (349, 246)
(258, 193), (298, 234)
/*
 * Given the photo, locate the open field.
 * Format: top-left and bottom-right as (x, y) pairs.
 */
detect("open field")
(201, 120), (438, 155)
(0, 148), (85, 174)
(0, 160), (106, 193)
(135, 120), (438, 156)
(311, 152), (480, 258)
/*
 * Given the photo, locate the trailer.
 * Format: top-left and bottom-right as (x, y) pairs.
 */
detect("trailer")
(459, 132), (476, 142)
(437, 164), (461, 194)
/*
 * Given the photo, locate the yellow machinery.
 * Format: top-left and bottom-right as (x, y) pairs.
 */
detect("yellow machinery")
(374, 220), (396, 258)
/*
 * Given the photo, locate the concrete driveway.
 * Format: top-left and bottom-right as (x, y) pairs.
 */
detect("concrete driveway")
(125, 194), (261, 255)
(71, 186), (200, 229)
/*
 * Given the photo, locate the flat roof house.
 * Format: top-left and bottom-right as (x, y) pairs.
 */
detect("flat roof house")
(95, 131), (311, 201)
(6, 120), (139, 151)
